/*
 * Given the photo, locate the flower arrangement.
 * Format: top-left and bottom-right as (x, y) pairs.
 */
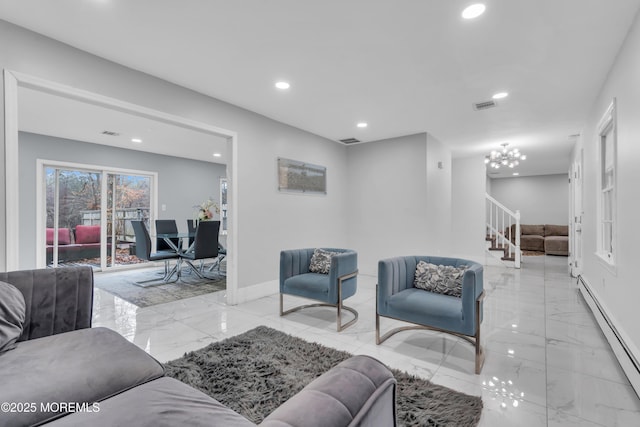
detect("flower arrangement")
(194, 197), (220, 222)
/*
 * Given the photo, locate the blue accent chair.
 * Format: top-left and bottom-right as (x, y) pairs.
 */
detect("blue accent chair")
(377, 255), (485, 374)
(280, 248), (358, 331)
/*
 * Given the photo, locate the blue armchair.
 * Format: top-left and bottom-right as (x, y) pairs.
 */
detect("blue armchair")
(377, 255), (485, 374)
(280, 248), (358, 332)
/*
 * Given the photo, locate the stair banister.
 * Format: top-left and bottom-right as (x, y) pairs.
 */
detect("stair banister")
(486, 193), (521, 268)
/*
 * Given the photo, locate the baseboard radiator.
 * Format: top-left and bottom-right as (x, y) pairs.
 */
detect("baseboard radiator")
(578, 275), (640, 396)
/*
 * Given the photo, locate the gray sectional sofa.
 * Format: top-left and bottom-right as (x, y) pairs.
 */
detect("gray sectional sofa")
(0, 267), (397, 426)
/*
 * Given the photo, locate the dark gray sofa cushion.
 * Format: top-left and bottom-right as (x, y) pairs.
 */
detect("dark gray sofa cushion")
(47, 377), (256, 427)
(0, 327), (164, 427)
(0, 267), (94, 341)
(0, 281), (25, 354)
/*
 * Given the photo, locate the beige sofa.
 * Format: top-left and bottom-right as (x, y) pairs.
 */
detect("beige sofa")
(510, 224), (569, 256)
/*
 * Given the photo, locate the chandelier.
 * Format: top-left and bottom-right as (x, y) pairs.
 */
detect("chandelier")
(485, 143), (526, 169)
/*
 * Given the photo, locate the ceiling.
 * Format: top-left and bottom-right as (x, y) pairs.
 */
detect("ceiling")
(18, 87), (229, 164)
(2, 0), (639, 177)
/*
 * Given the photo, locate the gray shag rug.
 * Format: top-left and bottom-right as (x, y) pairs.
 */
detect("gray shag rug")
(94, 267), (225, 307)
(165, 326), (483, 426)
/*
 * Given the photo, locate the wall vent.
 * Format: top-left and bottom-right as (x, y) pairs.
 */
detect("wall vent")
(339, 137), (360, 144)
(472, 100), (497, 111)
(101, 130), (120, 136)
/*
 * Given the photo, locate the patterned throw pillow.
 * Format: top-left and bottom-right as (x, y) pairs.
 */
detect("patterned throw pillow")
(309, 248), (339, 274)
(0, 281), (26, 354)
(413, 261), (467, 297)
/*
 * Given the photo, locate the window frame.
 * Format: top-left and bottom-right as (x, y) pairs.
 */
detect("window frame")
(37, 159), (158, 269)
(595, 99), (617, 271)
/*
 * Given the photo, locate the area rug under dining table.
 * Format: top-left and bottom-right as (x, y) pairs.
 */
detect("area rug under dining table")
(94, 267), (226, 307)
(165, 326), (483, 426)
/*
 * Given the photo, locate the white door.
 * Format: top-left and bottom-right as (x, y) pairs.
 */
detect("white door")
(569, 149), (584, 277)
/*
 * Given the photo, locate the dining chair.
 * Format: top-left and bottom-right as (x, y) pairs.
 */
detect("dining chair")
(131, 220), (180, 285)
(208, 243), (226, 275)
(180, 220), (220, 278)
(155, 219), (180, 252)
(186, 219), (196, 249)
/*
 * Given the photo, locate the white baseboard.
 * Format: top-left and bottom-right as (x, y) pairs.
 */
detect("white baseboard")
(578, 275), (640, 397)
(233, 279), (279, 305)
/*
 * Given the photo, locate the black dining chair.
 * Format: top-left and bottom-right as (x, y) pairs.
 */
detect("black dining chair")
(186, 219), (196, 249)
(207, 242), (227, 276)
(131, 220), (180, 285)
(155, 219), (180, 252)
(181, 220), (220, 278)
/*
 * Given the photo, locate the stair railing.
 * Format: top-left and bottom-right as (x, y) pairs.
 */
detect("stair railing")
(486, 193), (521, 268)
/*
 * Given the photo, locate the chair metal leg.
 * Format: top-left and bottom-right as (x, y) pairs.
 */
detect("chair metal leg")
(336, 270), (358, 331)
(376, 287), (485, 374)
(183, 260), (206, 278)
(280, 269), (359, 332)
(183, 259), (219, 280)
(280, 294), (359, 332)
(475, 293), (485, 374)
(134, 260), (179, 287)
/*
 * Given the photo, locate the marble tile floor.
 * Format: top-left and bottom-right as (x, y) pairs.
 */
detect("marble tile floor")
(92, 255), (640, 426)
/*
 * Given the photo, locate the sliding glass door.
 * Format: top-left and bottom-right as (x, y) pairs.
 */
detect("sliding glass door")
(45, 167), (102, 267)
(43, 162), (155, 270)
(105, 173), (151, 268)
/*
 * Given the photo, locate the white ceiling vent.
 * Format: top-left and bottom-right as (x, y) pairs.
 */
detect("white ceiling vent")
(101, 130), (121, 136)
(339, 137), (360, 144)
(472, 100), (497, 111)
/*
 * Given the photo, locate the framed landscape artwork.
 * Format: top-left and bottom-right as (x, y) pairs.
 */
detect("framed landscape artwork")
(278, 157), (327, 194)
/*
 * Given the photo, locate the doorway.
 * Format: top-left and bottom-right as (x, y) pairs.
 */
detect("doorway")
(4, 70), (239, 303)
(569, 148), (584, 277)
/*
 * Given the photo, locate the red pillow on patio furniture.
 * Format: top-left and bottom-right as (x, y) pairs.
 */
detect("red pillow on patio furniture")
(46, 228), (72, 245)
(75, 225), (101, 244)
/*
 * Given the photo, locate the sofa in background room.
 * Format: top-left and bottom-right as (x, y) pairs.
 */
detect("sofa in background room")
(510, 224), (569, 256)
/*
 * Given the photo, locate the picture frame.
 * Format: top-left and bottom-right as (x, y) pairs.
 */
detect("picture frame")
(278, 157), (327, 194)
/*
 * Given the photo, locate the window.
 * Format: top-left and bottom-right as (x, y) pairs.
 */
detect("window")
(597, 99), (616, 267)
(220, 178), (228, 234)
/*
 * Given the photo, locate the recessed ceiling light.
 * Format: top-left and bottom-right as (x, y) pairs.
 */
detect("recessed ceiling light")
(462, 3), (486, 19)
(356, 122), (368, 128)
(275, 81), (290, 90)
(513, 173), (520, 176)
(131, 138), (142, 143)
(213, 153), (222, 158)
(492, 92), (509, 99)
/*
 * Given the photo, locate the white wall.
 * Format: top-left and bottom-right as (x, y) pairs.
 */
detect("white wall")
(345, 133), (453, 275)
(574, 8), (640, 369)
(18, 132), (227, 269)
(489, 174), (569, 225)
(346, 134), (429, 275)
(0, 20), (349, 289)
(451, 156), (487, 263)
(426, 134), (452, 256)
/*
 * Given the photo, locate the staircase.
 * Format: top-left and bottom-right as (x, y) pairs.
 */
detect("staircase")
(486, 193), (521, 268)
